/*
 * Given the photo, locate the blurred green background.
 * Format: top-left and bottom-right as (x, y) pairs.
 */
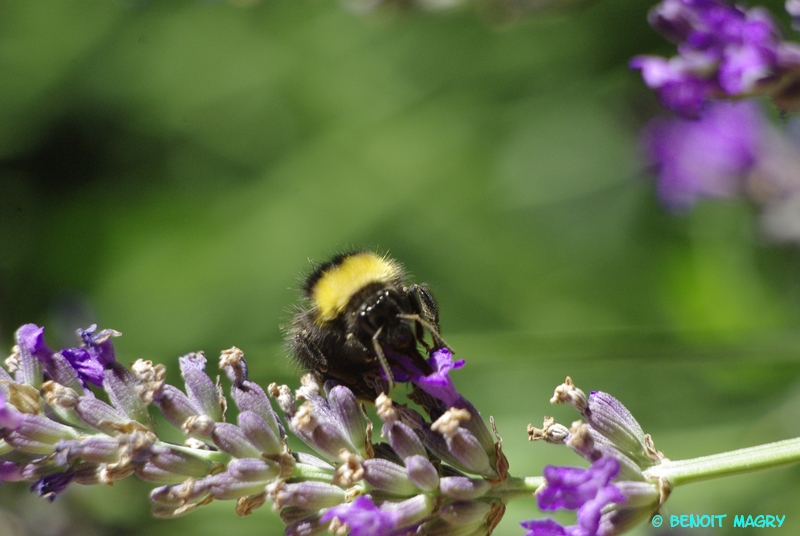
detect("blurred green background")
(3, 0), (800, 535)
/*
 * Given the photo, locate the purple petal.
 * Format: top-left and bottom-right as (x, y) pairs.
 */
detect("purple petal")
(60, 348), (105, 387)
(537, 457), (622, 512)
(642, 100), (763, 209)
(78, 325), (118, 367)
(521, 518), (568, 536)
(321, 496), (402, 536)
(411, 348), (465, 406)
(31, 472), (74, 501)
(16, 324), (54, 363)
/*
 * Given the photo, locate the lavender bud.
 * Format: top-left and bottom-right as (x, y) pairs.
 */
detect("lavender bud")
(585, 391), (650, 467)
(237, 410), (282, 455)
(385, 420), (427, 460)
(211, 423), (262, 459)
(179, 352), (223, 421)
(2, 431), (61, 455)
(150, 478), (212, 517)
(228, 458), (280, 482)
(290, 402), (357, 461)
(232, 380), (281, 438)
(207, 470), (270, 501)
(14, 414), (78, 444)
(404, 455), (439, 492)
(450, 399), (496, 457)
(429, 409), (494, 477)
(439, 476), (491, 500)
(75, 396), (139, 436)
(104, 362), (149, 424)
(56, 437), (125, 464)
(592, 442), (651, 482)
(267, 480), (346, 510)
(15, 325), (45, 387)
(149, 445), (214, 478)
(444, 430), (493, 477)
(327, 385), (367, 453)
(439, 500), (492, 526)
(153, 384), (201, 429)
(136, 464), (190, 484)
(382, 494), (435, 528)
(363, 458), (419, 495)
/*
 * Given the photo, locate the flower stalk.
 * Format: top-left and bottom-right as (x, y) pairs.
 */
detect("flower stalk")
(644, 436), (800, 486)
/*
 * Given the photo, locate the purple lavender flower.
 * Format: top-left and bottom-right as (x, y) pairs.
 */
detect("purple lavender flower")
(77, 325), (119, 369)
(60, 347), (105, 387)
(17, 324), (55, 364)
(15, 323), (52, 385)
(522, 458), (625, 536)
(643, 100), (763, 208)
(631, 0), (800, 116)
(321, 496), (402, 536)
(31, 472), (74, 501)
(411, 347), (465, 406)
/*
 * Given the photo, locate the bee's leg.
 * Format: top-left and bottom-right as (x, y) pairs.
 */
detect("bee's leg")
(371, 326), (395, 392)
(397, 313), (449, 352)
(405, 284), (446, 350)
(408, 284), (439, 328)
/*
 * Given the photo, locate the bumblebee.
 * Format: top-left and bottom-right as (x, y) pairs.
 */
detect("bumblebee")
(288, 251), (444, 399)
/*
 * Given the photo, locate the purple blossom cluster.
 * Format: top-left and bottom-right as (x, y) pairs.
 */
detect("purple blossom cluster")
(630, 0), (800, 117)
(1, 325), (518, 535)
(523, 379), (666, 536)
(642, 99), (800, 241)
(270, 347), (508, 535)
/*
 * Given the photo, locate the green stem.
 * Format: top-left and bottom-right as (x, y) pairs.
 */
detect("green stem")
(643, 437), (800, 486)
(292, 461), (336, 482)
(156, 440), (232, 463)
(492, 475), (545, 500)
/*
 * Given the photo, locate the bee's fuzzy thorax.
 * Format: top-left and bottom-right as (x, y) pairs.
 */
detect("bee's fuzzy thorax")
(308, 251), (403, 323)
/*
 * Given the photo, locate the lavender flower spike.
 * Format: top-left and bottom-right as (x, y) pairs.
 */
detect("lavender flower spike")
(631, 0), (800, 115)
(530, 378), (669, 535)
